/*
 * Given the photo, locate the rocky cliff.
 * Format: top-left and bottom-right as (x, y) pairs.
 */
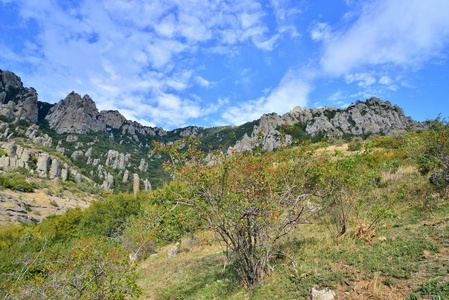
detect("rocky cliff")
(231, 97), (422, 151)
(0, 70), (38, 123)
(45, 92), (105, 134)
(0, 69), (427, 193)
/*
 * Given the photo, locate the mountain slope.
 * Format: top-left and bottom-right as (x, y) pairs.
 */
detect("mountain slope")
(0, 69), (426, 196)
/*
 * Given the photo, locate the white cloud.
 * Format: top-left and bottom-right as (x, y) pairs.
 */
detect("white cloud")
(1, 0), (308, 129)
(222, 68), (314, 125)
(310, 22), (330, 42)
(195, 76), (213, 88)
(318, 0), (449, 76)
(345, 73), (376, 86)
(378, 76), (392, 85)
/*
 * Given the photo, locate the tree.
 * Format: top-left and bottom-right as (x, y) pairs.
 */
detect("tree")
(406, 118), (449, 185)
(154, 138), (320, 287)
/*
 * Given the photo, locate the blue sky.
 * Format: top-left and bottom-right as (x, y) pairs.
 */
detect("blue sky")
(1, 0), (448, 130)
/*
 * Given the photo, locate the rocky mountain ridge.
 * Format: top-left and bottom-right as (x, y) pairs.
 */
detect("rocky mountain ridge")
(1, 69), (423, 153)
(232, 98), (421, 151)
(0, 69), (426, 195)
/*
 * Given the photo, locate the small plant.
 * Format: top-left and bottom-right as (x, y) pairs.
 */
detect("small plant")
(49, 199), (58, 207)
(24, 204), (32, 212)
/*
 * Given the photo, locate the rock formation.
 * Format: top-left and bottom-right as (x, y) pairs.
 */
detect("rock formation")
(45, 92), (106, 134)
(0, 70), (38, 123)
(133, 173), (139, 195)
(230, 97), (422, 152)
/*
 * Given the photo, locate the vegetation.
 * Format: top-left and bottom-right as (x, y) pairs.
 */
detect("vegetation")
(1, 119), (449, 298)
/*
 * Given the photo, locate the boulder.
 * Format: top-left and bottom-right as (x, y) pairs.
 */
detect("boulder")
(36, 154), (50, 176)
(123, 170), (129, 182)
(311, 287), (336, 300)
(49, 159), (61, 181)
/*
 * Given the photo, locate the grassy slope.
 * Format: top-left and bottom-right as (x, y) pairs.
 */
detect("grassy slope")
(136, 148), (449, 300)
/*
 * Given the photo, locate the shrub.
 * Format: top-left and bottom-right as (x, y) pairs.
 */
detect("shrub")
(348, 141), (363, 151)
(156, 137), (322, 287)
(80, 193), (143, 237)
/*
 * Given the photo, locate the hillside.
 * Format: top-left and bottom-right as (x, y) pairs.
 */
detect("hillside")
(1, 69), (447, 299)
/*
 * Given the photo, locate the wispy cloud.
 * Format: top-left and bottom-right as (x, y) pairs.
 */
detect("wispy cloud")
(222, 67), (314, 125)
(0, 0), (296, 129)
(317, 0), (449, 76)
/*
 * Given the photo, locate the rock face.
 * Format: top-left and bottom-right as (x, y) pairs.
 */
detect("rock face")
(105, 150), (130, 170)
(0, 142), (79, 182)
(45, 92), (105, 134)
(231, 97), (422, 152)
(0, 70), (38, 123)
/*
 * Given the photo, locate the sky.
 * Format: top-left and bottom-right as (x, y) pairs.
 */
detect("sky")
(1, 0), (448, 130)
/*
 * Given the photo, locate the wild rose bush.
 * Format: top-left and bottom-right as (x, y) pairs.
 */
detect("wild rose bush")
(154, 138), (321, 287)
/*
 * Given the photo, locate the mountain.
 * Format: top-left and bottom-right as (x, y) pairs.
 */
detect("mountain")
(0, 69), (426, 206)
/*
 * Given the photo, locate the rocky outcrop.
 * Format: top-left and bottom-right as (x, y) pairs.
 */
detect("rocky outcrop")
(133, 173), (139, 195)
(105, 150), (130, 170)
(0, 142), (83, 183)
(101, 174), (114, 191)
(171, 126), (202, 137)
(138, 158), (148, 172)
(45, 92), (105, 134)
(25, 125), (52, 147)
(143, 179), (152, 191)
(123, 170), (129, 182)
(230, 97), (423, 152)
(0, 70), (38, 123)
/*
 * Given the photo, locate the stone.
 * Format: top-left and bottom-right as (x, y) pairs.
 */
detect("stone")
(133, 173), (140, 195)
(71, 150), (84, 160)
(101, 174), (114, 191)
(85, 147), (92, 157)
(0, 70), (38, 123)
(230, 97), (425, 152)
(61, 164), (69, 181)
(138, 158), (148, 172)
(168, 242), (180, 258)
(66, 135), (78, 142)
(311, 287), (336, 300)
(105, 150), (129, 169)
(143, 179), (152, 191)
(36, 154), (50, 177)
(49, 159), (61, 181)
(75, 173), (82, 183)
(123, 170), (129, 182)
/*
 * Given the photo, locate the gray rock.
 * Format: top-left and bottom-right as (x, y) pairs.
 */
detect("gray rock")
(45, 92), (106, 134)
(143, 179), (152, 191)
(105, 150), (129, 169)
(138, 158), (148, 172)
(75, 173), (82, 183)
(101, 174), (114, 191)
(85, 147), (92, 157)
(167, 242), (180, 258)
(0, 71), (38, 123)
(311, 287), (336, 300)
(71, 150), (84, 160)
(123, 170), (129, 182)
(49, 159), (61, 181)
(230, 97), (425, 152)
(61, 164), (69, 181)
(36, 154), (51, 177)
(66, 135), (78, 142)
